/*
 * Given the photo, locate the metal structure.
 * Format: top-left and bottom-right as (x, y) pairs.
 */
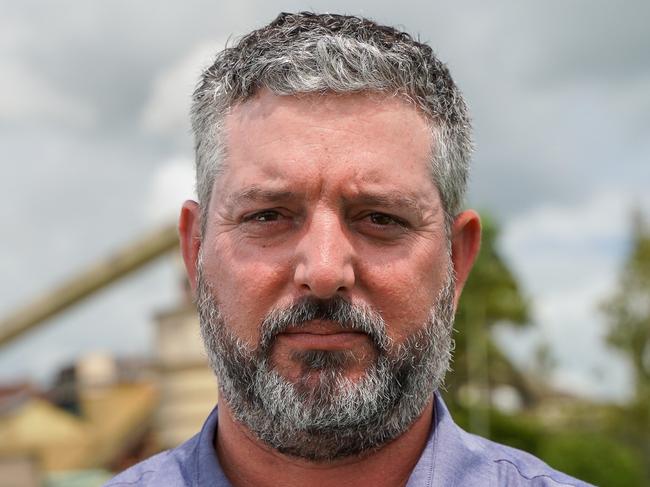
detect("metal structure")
(0, 223), (179, 347)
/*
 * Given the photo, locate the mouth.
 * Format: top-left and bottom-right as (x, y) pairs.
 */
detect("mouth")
(278, 320), (368, 350)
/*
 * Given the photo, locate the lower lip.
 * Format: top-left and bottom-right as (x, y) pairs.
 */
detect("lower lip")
(277, 332), (368, 350)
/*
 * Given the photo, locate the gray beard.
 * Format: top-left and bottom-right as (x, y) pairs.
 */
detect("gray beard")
(196, 262), (456, 461)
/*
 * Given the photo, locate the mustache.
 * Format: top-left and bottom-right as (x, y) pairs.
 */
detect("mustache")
(258, 295), (390, 353)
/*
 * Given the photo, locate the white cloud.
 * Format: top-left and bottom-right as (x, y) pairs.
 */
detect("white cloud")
(495, 190), (650, 401)
(504, 192), (633, 263)
(140, 40), (225, 136)
(0, 59), (96, 126)
(0, 10), (95, 125)
(0, 11), (31, 50)
(144, 156), (196, 225)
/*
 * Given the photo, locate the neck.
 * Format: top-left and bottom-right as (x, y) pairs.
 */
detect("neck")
(214, 398), (434, 487)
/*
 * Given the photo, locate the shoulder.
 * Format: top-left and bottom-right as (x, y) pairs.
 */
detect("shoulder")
(430, 395), (594, 486)
(464, 430), (593, 486)
(103, 435), (200, 487)
(103, 450), (170, 486)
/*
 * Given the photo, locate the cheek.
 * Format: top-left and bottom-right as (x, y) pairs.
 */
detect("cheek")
(361, 250), (448, 343)
(202, 241), (292, 344)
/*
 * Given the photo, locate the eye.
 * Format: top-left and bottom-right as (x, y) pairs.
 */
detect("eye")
(244, 210), (283, 222)
(239, 209), (295, 239)
(353, 212), (411, 241)
(367, 212), (407, 227)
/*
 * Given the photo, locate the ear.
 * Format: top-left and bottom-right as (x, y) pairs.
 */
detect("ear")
(179, 200), (202, 294)
(450, 209), (481, 307)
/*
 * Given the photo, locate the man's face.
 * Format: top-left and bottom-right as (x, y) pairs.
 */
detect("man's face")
(186, 91), (468, 459)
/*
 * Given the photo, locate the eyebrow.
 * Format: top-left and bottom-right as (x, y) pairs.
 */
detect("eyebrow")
(224, 186), (430, 217)
(224, 186), (301, 210)
(345, 191), (427, 218)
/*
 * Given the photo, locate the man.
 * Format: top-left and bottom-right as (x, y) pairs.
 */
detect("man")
(107, 12), (591, 487)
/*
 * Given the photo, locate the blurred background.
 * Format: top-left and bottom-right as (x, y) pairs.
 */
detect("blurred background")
(1, 1), (648, 485)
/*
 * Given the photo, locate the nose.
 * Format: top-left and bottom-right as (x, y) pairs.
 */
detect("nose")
(293, 211), (356, 298)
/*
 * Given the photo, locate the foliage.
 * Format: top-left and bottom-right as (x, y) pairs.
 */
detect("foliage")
(449, 404), (648, 486)
(600, 210), (650, 480)
(443, 211), (650, 485)
(539, 431), (646, 486)
(601, 210), (650, 400)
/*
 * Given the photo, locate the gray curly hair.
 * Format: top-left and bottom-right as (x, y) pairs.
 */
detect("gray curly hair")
(191, 12), (472, 232)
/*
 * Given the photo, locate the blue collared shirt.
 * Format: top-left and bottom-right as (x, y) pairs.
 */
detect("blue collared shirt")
(105, 394), (592, 486)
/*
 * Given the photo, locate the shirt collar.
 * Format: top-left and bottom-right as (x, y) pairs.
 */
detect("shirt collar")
(192, 393), (493, 487)
(407, 394), (494, 486)
(194, 406), (230, 486)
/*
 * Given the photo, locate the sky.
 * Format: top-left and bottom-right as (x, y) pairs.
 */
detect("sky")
(1, 0), (649, 402)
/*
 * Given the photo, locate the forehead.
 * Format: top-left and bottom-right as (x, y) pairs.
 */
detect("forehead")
(214, 90), (439, 206)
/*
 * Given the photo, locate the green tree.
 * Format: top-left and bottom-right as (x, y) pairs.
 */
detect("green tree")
(600, 210), (650, 480)
(442, 213), (650, 485)
(601, 210), (650, 400)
